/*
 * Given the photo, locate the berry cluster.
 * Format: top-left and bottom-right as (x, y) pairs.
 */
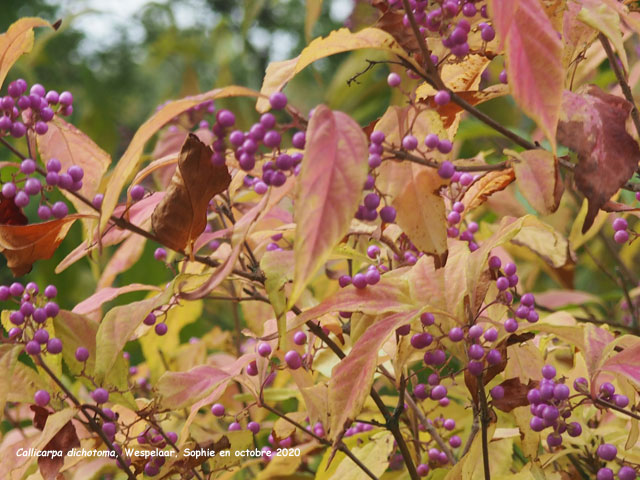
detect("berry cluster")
(526, 365), (580, 448)
(0, 79), (73, 138)
(488, 256), (540, 331)
(1, 157), (83, 217)
(612, 217), (636, 244)
(2, 282), (62, 356)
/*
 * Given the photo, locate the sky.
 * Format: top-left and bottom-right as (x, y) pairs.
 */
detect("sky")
(49, 0), (354, 59)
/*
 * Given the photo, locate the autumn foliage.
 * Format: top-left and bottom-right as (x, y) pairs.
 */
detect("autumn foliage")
(2, 1), (640, 480)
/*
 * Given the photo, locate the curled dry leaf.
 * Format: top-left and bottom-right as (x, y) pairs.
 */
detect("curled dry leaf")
(151, 133), (231, 252)
(461, 168), (516, 214)
(0, 214), (86, 276)
(557, 85), (640, 232)
(492, 378), (540, 412)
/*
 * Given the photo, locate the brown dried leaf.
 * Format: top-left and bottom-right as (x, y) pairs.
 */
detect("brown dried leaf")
(493, 378), (540, 412)
(151, 134), (231, 252)
(0, 194), (27, 225)
(557, 85), (640, 232)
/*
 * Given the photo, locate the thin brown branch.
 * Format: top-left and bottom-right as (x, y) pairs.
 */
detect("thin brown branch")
(404, 395), (456, 464)
(477, 373), (491, 480)
(599, 34), (640, 139)
(261, 403), (380, 480)
(36, 357), (136, 480)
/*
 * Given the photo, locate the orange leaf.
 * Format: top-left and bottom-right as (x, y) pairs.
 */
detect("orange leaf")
(290, 105), (369, 307)
(151, 134), (231, 252)
(0, 215), (86, 276)
(0, 17), (58, 90)
(100, 86), (258, 234)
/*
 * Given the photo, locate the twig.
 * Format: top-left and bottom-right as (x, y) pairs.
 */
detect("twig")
(477, 373), (491, 480)
(385, 147), (510, 172)
(261, 403), (380, 480)
(36, 357), (137, 480)
(404, 395), (456, 464)
(301, 316), (420, 480)
(461, 407), (480, 457)
(599, 34), (640, 139)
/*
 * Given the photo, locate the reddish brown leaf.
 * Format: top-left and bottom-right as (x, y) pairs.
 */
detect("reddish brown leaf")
(151, 134), (231, 252)
(0, 194), (27, 225)
(29, 405), (81, 480)
(557, 86), (640, 232)
(493, 378), (540, 412)
(0, 215), (84, 276)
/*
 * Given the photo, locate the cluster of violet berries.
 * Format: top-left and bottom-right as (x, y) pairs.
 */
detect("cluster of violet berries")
(1, 282), (62, 407)
(0, 79), (73, 139)
(387, 0), (494, 62)
(1, 156), (83, 218)
(528, 371), (637, 480)
(355, 130), (397, 223)
(488, 255), (540, 331)
(612, 217), (636, 244)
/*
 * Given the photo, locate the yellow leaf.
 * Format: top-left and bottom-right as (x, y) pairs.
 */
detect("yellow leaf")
(257, 28), (419, 112)
(511, 149), (563, 215)
(305, 0), (323, 41)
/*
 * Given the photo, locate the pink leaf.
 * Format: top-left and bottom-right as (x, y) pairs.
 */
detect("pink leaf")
(157, 355), (253, 409)
(37, 117), (111, 213)
(290, 105), (369, 307)
(328, 310), (418, 442)
(492, 0), (563, 149)
(599, 341), (640, 387)
(72, 283), (161, 315)
(558, 86), (640, 232)
(512, 149), (563, 215)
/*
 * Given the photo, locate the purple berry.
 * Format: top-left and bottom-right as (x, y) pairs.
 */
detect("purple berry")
(59, 91), (73, 106)
(285, 350), (302, 370)
(293, 331), (307, 345)
(155, 323), (168, 335)
(597, 443), (617, 461)
(417, 463), (429, 476)
(91, 388), (109, 404)
(365, 268), (380, 285)
(567, 422), (582, 437)
(431, 385), (447, 400)
(448, 327), (464, 342)
(247, 421), (260, 434)
(598, 468), (615, 480)
(410, 333), (433, 349)
(438, 161), (455, 179)
(1, 182), (16, 198)
(614, 230), (630, 243)
(20, 158), (36, 174)
(75, 347), (90, 362)
(211, 403), (225, 416)
(449, 435), (462, 448)
(34, 390), (50, 406)
(387, 73), (401, 87)
(14, 191), (29, 207)
(130, 185), (145, 201)
(541, 364), (556, 379)
(51, 201), (68, 219)
(434, 90), (451, 106)
(258, 343), (272, 357)
(420, 312), (435, 326)
(437, 139), (453, 154)
(380, 206), (396, 223)
(425, 133), (439, 149)
(490, 385), (505, 399)
(352, 273), (367, 289)
(26, 340), (41, 355)
(402, 134), (418, 150)
(486, 349), (502, 365)
(468, 361), (484, 376)
(269, 92), (287, 110)
(618, 466), (637, 480)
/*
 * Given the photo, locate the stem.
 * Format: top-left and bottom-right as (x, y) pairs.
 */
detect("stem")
(477, 373), (491, 480)
(461, 407), (480, 457)
(404, 395), (456, 464)
(36, 357), (136, 480)
(301, 317), (420, 480)
(385, 147), (510, 172)
(593, 396), (640, 421)
(261, 403), (379, 480)
(599, 34), (640, 140)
